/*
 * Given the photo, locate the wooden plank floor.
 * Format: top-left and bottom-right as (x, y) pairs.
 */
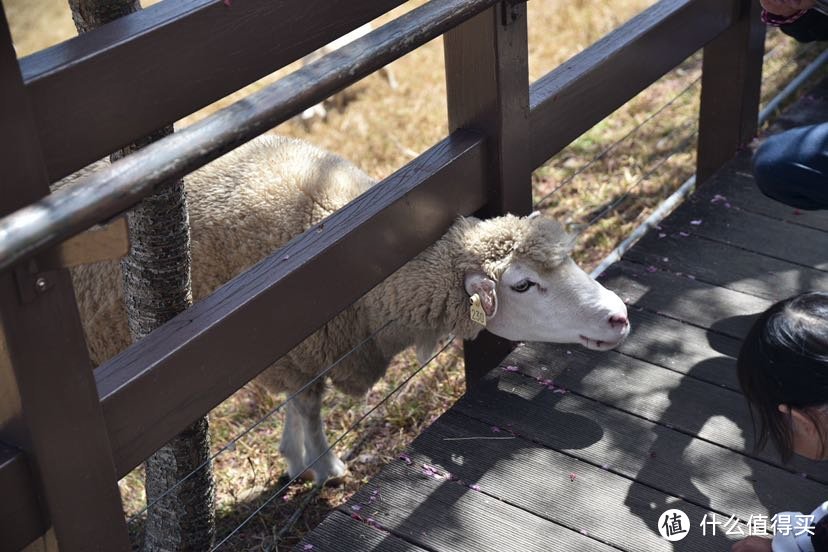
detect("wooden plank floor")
(298, 86), (828, 551)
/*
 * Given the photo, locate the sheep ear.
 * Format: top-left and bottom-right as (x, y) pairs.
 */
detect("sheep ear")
(464, 273), (498, 318)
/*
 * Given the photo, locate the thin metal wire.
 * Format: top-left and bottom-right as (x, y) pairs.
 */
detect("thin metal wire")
(532, 74), (701, 210)
(580, 120), (699, 230)
(128, 318), (397, 524)
(210, 335), (457, 551)
(533, 37), (809, 211)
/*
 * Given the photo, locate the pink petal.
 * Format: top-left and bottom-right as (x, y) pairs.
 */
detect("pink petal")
(710, 194), (728, 204)
(662, 257), (669, 262)
(491, 426), (501, 433)
(399, 454), (412, 465)
(569, 472), (577, 482)
(646, 266), (658, 273)
(658, 233), (667, 239)
(469, 483), (481, 491)
(690, 219), (703, 225)
(678, 231), (690, 237)
(686, 274), (696, 280)
(303, 545), (314, 551)
(580, 529), (589, 536)
(502, 365), (519, 372)
(351, 504), (362, 511)
(601, 464), (610, 470)
(553, 388), (567, 394)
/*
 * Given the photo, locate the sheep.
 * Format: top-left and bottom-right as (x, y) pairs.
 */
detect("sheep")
(297, 23), (398, 124)
(69, 135), (630, 482)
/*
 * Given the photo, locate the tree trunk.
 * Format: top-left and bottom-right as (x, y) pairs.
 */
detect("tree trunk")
(67, 3), (215, 551)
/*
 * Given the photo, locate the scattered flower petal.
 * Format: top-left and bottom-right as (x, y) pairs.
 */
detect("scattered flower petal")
(553, 388), (568, 394)
(491, 426), (501, 433)
(710, 194), (728, 204)
(801, 473), (809, 479)
(658, 232), (667, 239)
(569, 472), (577, 482)
(580, 529), (589, 536)
(686, 274), (696, 280)
(662, 257), (669, 262)
(690, 219), (703, 226)
(566, 350), (573, 355)
(602, 464), (610, 470)
(351, 504), (362, 512)
(502, 365), (519, 373)
(469, 483), (481, 491)
(399, 453), (412, 465)
(679, 231), (690, 237)
(646, 266), (658, 273)
(303, 544), (314, 551)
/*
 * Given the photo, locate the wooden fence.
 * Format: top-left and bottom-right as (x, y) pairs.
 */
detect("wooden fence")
(0, 0), (764, 549)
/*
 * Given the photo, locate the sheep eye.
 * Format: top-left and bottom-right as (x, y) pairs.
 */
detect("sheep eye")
(511, 279), (535, 293)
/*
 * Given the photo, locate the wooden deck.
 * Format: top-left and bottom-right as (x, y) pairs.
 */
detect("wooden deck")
(298, 85), (828, 551)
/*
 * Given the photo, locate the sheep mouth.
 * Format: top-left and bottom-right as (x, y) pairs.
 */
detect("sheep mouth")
(579, 334), (624, 351)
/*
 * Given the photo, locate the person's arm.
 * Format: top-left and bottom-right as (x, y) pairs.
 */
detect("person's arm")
(761, 0), (828, 42)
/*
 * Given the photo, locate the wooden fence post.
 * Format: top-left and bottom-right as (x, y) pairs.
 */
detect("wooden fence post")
(696, 0), (765, 183)
(0, 7), (131, 551)
(444, 1), (532, 388)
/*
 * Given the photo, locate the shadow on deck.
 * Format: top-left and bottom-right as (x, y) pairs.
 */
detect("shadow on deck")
(298, 84), (828, 551)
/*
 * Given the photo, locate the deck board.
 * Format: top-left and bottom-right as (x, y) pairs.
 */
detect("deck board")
(299, 74), (828, 552)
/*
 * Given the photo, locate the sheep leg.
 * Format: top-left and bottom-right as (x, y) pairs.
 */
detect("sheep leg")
(279, 402), (310, 480)
(293, 384), (347, 482)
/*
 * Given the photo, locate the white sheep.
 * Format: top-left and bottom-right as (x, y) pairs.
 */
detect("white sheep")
(70, 135), (630, 482)
(297, 23), (398, 124)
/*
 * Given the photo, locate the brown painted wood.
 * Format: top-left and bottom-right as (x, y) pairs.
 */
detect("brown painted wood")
(507, 342), (828, 479)
(615, 309), (742, 392)
(96, 132), (487, 476)
(393, 410), (742, 551)
(0, 444), (46, 552)
(1, 0), (500, 271)
(457, 364), (828, 518)
(529, 0), (737, 169)
(22, 0), (407, 182)
(339, 458), (619, 552)
(0, 7), (130, 551)
(444, 3), (532, 387)
(624, 226), (828, 301)
(696, 0), (765, 183)
(653, 197), (828, 271)
(692, 152), (828, 232)
(296, 511), (429, 552)
(598, 260), (772, 339)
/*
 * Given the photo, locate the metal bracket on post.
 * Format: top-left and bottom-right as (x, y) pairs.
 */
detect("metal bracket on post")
(500, 0), (524, 27)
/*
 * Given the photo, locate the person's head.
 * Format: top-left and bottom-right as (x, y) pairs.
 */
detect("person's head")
(738, 291), (828, 462)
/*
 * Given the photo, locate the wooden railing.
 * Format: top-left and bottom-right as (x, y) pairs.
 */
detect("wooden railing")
(0, 0), (764, 550)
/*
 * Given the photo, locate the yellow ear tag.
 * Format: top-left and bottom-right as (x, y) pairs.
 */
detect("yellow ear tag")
(470, 293), (487, 327)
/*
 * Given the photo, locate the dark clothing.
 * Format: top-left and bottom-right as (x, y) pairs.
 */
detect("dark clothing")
(751, 9), (828, 210)
(780, 9), (828, 42)
(753, 123), (828, 210)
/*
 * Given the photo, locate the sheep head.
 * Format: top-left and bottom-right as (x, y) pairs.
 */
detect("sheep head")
(458, 213), (630, 351)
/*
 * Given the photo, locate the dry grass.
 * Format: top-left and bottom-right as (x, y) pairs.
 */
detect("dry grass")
(4, 0), (825, 549)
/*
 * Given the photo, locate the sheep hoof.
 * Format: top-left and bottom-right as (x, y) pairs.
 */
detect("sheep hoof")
(311, 457), (348, 485)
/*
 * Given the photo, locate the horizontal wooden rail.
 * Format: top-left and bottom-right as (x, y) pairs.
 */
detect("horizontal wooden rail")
(0, 0), (499, 273)
(0, 444), (46, 552)
(0, 131), (486, 546)
(21, 0), (406, 182)
(528, 0), (737, 169)
(99, 130), (486, 476)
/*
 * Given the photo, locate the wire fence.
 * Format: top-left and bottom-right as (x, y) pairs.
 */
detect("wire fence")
(211, 334), (457, 551)
(128, 318), (397, 524)
(122, 26), (827, 551)
(533, 33), (823, 242)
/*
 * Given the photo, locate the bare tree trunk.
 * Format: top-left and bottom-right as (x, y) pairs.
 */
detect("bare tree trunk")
(67, 2), (215, 550)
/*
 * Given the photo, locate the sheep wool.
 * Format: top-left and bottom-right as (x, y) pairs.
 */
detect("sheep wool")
(69, 135), (572, 399)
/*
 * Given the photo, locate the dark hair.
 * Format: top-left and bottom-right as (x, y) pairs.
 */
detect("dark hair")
(737, 292), (828, 462)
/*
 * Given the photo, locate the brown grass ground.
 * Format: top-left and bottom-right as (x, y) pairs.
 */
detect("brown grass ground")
(4, 0), (824, 549)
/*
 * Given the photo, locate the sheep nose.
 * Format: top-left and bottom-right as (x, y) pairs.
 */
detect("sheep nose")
(608, 313), (629, 330)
